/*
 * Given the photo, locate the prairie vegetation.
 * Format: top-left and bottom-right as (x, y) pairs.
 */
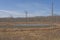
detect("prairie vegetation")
(0, 16), (60, 40)
(0, 28), (60, 40)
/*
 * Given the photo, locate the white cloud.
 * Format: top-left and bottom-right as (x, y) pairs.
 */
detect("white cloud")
(0, 10), (26, 18)
(0, 2), (51, 18)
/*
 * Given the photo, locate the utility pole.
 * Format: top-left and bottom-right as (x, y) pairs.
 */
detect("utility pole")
(9, 14), (13, 22)
(51, 0), (54, 27)
(25, 11), (28, 26)
(52, 0), (54, 16)
(49, 0), (54, 40)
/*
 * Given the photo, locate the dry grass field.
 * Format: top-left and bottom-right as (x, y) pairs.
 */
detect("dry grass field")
(0, 27), (60, 40)
(0, 16), (60, 40)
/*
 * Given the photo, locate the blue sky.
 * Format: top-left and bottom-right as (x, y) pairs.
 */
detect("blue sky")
(0, 0), (60, 17)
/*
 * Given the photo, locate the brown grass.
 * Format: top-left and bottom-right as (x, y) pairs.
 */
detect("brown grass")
(0, 27), (60, 40)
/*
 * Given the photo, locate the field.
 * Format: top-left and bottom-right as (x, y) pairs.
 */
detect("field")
(0, 16), (60, 40)
(0, 27), (60, 40)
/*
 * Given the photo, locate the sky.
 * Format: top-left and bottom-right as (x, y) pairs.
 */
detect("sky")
(0, 0), (60, 18)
